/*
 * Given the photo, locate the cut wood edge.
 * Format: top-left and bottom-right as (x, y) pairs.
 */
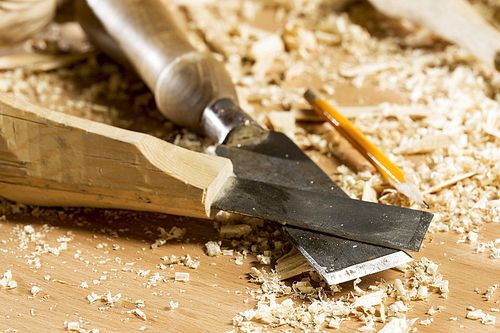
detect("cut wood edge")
(0, 93), (233, 219)
(276, 247), (313, 280)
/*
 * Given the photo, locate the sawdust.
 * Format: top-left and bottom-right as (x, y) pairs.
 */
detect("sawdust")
(231, 257), (446, 331)
(1, 0), (500, 331)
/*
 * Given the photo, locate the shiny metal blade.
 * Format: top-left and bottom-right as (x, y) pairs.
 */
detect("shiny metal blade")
(215, 131), (423, 283)
(212, 176), (432, 252)
(278, 226), (412, 285)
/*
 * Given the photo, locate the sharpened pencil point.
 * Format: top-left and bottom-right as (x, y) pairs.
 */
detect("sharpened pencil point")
(305, 88), (431, 210)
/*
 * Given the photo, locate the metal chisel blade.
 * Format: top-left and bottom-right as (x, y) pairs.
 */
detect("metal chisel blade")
(212, 177), (432, 252)
(278, 226), (412, 285)
(216, 131), (423, 284)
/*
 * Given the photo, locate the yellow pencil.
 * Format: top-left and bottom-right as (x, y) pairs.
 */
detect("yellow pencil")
(304, 89), (429, 209)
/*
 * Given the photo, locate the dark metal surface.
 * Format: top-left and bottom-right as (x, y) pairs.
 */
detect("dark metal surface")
(213, 177), (432, 252)
(216, 131), (416, 284)
(216, 131), (347, 195)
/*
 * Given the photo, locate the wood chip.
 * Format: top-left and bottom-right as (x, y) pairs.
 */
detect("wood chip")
(267, 111), (296, 138)
(185, 6), (238, 57)
(275, 248), (313, 280)
(250, 33), (284, 78)
(422, 171), (478, 195)
(131, 308), (147, 321)
(394, 133), (456, 154)
(175, 272), (190, 282)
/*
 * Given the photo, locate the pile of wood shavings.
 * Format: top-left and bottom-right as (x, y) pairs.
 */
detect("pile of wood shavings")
(181, 0), (500, 331)
(210, 211), (296, 265)
(1, 0), (500, 331)
(230, 257), (447, 332)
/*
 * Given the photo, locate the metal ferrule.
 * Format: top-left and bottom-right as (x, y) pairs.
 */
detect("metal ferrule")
(201, 98), (265, 144)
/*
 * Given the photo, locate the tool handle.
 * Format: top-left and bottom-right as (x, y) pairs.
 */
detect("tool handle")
(0, 94), (232, 219)
(369, 0), (500, 70)
(75, 0), (239, 130)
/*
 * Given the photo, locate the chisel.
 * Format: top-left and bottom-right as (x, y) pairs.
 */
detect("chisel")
(0, 0), (433, 283)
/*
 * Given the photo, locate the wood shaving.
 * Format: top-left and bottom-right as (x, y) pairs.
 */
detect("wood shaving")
(130, 308), (147, 321)
(67, 322), (80, 331)
(30, 286), (41, 296)
(422, 171), (478, 195)
(394, 133), (457, 155)
(145, 272), (165, 288)
(275, 248), (313, 280)
(162, 254), (200, 269)
(249, 33), (284, 78)
(377, 315), (417, 333)
(174, 272), (190, 282)
(151, 226), (186, 249)
(362, 175), (379, 203)
(184, 6), (239, 58)
(220, 224), (252, 238)
(419, 318), (433, 325)
(205, 241), (222, 256)
(351, 290), (385, 308)
(170, 300), (179, 310)
(467, 308), (496, 324)
(0, 270), (14, 288)
(267, 111), (296, 138)
(483, 285), (498, 300)
(87, 291), (121, 306)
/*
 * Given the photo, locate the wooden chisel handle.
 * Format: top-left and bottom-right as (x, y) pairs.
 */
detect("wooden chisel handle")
(75, 0), (239, 131)
(369, 0), (500, 70)
(0, 94), (233, 219)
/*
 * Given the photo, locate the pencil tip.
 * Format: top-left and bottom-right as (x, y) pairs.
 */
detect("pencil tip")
(422, 201), (430, 209)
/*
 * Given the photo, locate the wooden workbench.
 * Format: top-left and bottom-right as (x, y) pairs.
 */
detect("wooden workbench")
(1, 1), (500, 332)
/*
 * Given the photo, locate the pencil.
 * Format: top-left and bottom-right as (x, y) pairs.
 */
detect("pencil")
(304, 89), (429, 209)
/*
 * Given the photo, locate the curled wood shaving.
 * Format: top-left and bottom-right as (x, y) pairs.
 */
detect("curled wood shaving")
(394, 133), (457, 154)
(275, 248), (313, 281)
(484, 109), (500, 139)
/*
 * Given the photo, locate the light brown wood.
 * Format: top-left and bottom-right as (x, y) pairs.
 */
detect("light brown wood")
(1, 1), (500, 332)
(369, 0), (500, 69)
(275, 247), (313, 280)
(0, 0), (56, 46)
(0, 93), (233, 219)
(0, 52), (92, 71)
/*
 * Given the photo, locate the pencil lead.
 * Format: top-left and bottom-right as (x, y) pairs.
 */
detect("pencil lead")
(305, 89), (431, 210)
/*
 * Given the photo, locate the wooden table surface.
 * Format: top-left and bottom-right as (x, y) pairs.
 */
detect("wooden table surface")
(1, 1), (500, 332)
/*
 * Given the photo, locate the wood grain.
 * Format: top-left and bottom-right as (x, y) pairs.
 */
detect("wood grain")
(1, 1), (500, 332)
(0, 94), (233, 219)
(1, 178), (500, 332)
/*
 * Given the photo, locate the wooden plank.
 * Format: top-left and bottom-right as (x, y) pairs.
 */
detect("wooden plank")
(0, 94), (233, 219)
